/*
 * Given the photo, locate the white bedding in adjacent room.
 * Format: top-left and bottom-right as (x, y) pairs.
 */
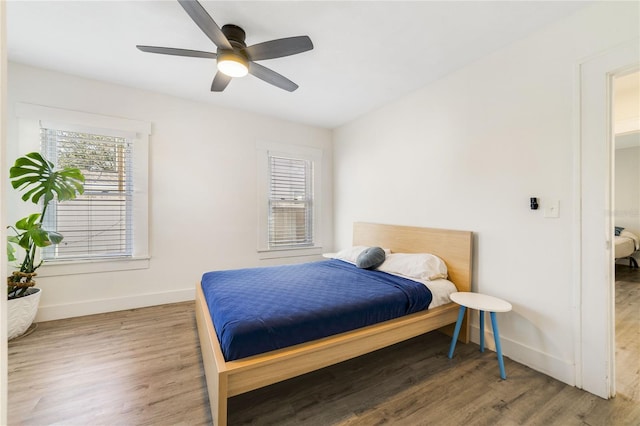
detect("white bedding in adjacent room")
(615, 230), (640, 259)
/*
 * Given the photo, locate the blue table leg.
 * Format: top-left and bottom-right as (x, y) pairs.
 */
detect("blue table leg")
(490, 311), (506, 380)
(479, 310), (485, 352)
(448, 306), (466, 359)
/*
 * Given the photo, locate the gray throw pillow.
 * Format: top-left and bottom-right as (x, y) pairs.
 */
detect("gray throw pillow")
(356, 247), (386, 270)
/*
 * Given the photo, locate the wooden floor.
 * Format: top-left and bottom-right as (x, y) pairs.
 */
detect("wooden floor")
(8, 273), (640, 425)
(615, 263), (640, 402)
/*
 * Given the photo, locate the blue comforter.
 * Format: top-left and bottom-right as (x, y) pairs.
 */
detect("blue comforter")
(201, 259), (433, 361)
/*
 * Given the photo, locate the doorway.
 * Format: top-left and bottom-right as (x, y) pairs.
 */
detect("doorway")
(578, 38), (639, 399)
(613, 70), (640, 401)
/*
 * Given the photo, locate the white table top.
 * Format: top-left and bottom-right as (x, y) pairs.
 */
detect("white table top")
(450, 292), (512, 312)
(322, 253), (337, 258)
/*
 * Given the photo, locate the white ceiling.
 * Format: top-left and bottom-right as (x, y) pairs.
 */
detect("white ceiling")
(7, 1), (592, 129)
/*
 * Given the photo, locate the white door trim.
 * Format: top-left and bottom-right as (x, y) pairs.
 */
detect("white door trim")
(577, 38), (639, 399)
(1, 1), (9, 423)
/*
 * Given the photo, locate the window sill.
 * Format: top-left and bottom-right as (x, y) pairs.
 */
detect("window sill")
(37, 257), (150, 277)
(257, 246), (323, 260)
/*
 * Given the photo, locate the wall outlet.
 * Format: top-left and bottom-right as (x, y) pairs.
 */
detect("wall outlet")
(544, 200), (560, 218)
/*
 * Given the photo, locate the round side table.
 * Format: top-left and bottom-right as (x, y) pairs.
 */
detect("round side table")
(447, 291), (512, 380)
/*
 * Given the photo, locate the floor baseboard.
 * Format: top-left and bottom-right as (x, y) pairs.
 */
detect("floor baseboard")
(35, 288), (195, 322)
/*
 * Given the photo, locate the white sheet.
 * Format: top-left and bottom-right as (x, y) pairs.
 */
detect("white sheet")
(615, 236), (635, 258)
(372, 265), (458, 307)
(422, 278), (458, 308)
(615, 230), (640, 258)
(620, 230), (640, 250)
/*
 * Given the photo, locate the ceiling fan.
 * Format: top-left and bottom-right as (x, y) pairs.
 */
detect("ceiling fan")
(136, 0), (314, 92)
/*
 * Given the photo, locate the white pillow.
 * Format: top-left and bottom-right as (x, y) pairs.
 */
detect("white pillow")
(334, 246), (391, 264)
(378, 253), (448, 281)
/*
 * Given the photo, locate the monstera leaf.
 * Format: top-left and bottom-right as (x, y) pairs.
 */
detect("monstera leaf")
(7, 239), (17, 262)
(14, 213), (63, 250)
(10, 152), (84, 205)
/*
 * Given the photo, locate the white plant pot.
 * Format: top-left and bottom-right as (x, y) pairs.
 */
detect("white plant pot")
(7, 288), (41, 340)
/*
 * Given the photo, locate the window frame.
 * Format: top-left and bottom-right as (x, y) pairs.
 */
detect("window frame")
(41, 127), (134, 261)
(15, 103), (150, 276)
(268, 155), (314, 248)
(257, 141), (323, 259)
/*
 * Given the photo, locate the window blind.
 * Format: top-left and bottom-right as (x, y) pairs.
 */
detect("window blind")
(268, 155), (314, 248)
(41, 128), (133, 260)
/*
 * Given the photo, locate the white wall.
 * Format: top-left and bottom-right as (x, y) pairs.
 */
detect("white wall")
(615, 145), (640, 254)
(6, 62), (333, 321)
(614, 71), (640, 134)
(333, 1), (639, 387)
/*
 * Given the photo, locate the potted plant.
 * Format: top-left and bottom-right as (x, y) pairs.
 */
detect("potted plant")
(6, 152), (84, 339)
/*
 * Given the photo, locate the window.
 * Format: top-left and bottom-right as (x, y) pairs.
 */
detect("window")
(257, 142), (322, 257)
(268, 155), (314, 248)
(41, 128), (133, 260)
(15, 103), (150, 275)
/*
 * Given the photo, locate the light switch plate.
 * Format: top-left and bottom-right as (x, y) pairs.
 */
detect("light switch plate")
(544, 200), (560, 218)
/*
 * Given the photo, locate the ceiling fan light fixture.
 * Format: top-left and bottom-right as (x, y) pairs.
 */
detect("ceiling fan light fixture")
(217, 51), (249, 77)
(136, 0), (313, 92)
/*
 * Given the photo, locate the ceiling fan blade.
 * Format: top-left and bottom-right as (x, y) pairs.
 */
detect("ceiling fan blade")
(248, 62), (298, 92)
(136, 45), (217, 59)
(178, 0), (232, 50)
(244, 36), (313, 61)
(211, 71), (232, 92)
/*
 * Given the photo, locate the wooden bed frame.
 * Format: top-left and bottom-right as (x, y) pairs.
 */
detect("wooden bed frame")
(195, 222), (473, 425)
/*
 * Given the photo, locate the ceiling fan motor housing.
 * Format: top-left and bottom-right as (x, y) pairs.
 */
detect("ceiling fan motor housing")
(221, 24), (247, 49)
(215, 24), (249, 77)
(218, 24), (249, 68)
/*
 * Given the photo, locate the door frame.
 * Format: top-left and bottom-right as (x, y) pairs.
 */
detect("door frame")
(577, 38), (639, 398)
(1, 1), (8, 422)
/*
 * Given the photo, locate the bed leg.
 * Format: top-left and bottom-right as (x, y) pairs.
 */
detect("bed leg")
(210, 378), (228, 426)
(204, 366), (228, 426)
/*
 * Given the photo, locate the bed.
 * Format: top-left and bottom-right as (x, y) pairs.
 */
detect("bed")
(615, 228), (639, 268)
(195, 222), (473, 425)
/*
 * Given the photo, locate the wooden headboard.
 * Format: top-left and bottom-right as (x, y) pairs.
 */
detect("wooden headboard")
(352, 222), (473, 293)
